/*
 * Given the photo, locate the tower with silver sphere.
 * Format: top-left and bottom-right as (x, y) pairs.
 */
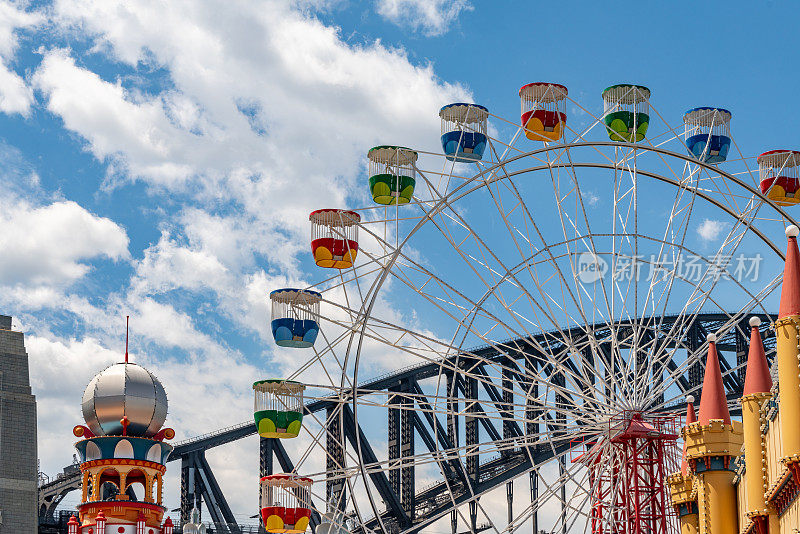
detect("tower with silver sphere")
(71, 319), (176, 533)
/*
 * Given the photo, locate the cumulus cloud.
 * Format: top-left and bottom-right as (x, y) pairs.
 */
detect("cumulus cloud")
(0, 199), (129, 287)
(696, 218), (728, 243)
(376, 0), (472, 36)
(32, 50), (196, 184)
(0, 1), (40, 115)
(34, 0), (469, 335)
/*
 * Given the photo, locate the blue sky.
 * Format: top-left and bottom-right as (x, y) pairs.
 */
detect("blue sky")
(2, 0), (799, 526)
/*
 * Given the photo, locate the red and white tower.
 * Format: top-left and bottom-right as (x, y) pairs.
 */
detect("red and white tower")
(577, 411), (680, 534)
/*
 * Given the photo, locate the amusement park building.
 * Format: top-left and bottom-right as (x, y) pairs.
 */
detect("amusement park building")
(668, 227), (800, 534)
(68, 324), (177, 534)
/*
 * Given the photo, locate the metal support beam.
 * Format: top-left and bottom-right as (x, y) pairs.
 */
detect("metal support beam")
(736, 322), (748, 385)
(553, 368), (566, 534)
(326, 405), (346, 512)
(408, 379), (469, 488)
(524, 354), (539, 534)
(687, 323), (703, 396)
(558, 457), (566, 534)
(465, 367), (479, 485)
(469, 500), (478, 534)
(400, 379), (415, 524)
(506, 481), (513, 527)
(388, 386), (401, 497)
(580, 345), (599, 416)
(502, 364), (514, 454)
(260, 438), (273, 478)
(411, 413), (461, 487)
(342, 404), (409, 526)
(259, 437), (273, 533)
(529, 471), (538, 534)
(196, 452), (241, 534)
(447, 371), (458, 449)
(180, 454), (201, 527)
(474, 364), (523, 440)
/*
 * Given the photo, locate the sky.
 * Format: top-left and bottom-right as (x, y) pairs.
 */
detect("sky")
(3, 0), (800, 530)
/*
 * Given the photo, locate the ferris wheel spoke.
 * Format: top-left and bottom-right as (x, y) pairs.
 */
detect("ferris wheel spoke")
(651, 200), (766, 373)
(459, 150), (628, 397)
(317, 300), (589, 411)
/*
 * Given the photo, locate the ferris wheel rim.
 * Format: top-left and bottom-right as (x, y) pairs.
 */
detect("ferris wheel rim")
(427, 141), (799, 242)
(330, 139), (794, 533)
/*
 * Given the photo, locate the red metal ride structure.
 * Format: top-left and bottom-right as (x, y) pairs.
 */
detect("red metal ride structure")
(576, 412), (680, 534)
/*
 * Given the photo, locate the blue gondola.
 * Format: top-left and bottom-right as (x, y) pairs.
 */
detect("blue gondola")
(439, 103), (489, 162)
(270, 288), (321, 348)
(683, 107), (732, 164)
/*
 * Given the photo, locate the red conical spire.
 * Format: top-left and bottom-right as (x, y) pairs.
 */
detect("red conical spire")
(743, 316), (772, 395)
(697, 334), (731, 425)
(67, 514), (79, 534)
(779, 225), (800, 319)
(681, 395), (696, 476)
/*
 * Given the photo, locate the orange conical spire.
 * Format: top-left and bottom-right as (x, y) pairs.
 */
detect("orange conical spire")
(681, 395), (696, 476)
(697, 334), (731, 425)
(779, 225), (800, 319)
(743, 316), (772, 395)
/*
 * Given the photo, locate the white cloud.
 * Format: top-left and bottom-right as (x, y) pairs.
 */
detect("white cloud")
(32, 50), (196, 184)
(0, 2), (41, 115)
(0, 199), (129, 287)
(584, 190), (600, 207)
(34, 0), (469, 333)
(42, 0), (468, 191)
(696, 218), (728, 243)
(376, 0), (472, 36)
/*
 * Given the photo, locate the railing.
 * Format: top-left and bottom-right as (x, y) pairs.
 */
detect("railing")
(172, 420), (255, 448)
(175, 524), (261, 534)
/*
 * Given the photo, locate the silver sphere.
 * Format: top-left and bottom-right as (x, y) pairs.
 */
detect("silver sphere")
(81, 362), (168, 437)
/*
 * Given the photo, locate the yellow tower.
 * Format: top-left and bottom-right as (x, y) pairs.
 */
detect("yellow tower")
(682, 334), (743, 534)
(668, 397), (699, 534)
(774, 225), (800, 465)
(739, 316), (773, 533)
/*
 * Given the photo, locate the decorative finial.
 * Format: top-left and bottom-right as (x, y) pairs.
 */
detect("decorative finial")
(787, 225), (799, 238)
(121, 416), (129, 436)
(686, 395), (695, 404)
(125, 315), (129, 363)
(706, 333), (716, 343)
(749, 316), (762, 328)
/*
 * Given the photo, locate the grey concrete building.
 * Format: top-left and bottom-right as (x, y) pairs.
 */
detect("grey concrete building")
(0, 315), (38, 532)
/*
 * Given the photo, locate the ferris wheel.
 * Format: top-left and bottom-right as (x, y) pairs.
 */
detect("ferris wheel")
(254, 82), (800, 534)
